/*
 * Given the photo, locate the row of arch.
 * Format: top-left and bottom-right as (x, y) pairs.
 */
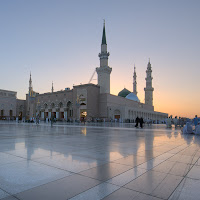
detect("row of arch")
(128, 110), (166, 120)
(38, 101), (72, 110)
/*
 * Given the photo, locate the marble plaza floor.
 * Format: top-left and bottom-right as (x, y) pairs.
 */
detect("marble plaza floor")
(0, 122), (200, 200)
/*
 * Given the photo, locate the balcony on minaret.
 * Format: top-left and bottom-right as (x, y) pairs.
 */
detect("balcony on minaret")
(99, 52), (110, 67)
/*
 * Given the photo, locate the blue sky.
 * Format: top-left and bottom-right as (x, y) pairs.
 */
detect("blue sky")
(0, 0), (199, 117)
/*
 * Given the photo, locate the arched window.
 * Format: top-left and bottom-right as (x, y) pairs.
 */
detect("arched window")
(59, 102), (63, 108)
(67, 101), (71, 108)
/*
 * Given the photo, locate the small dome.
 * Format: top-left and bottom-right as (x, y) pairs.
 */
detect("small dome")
(125, 92), (140, 102)
(118, 88), (131, 98)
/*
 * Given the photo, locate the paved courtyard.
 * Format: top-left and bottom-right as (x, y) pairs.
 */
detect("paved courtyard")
(0, 122), (200, 200)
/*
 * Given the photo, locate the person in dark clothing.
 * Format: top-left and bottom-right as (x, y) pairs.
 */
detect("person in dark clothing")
(140, 117), (144, 128)
(135, 117), (139, 128)
(51, 115), (55, 127)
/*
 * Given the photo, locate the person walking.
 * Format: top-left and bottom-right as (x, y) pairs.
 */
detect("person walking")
(193, 115), (198, 127)
(140, 117), (144, 128)
(174, 116), (178, 128)
(135, 117), (139, 128)
(51, 115), (54, 127)
(36, 115), (40, 125)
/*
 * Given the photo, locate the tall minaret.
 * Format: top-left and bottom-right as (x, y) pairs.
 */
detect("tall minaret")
(133, 65), (137, 95)
(96, 21), (112, 94)
(144, 59), (154, 106)
(29, 72), (33, 96)
(51, 81), (54, 93)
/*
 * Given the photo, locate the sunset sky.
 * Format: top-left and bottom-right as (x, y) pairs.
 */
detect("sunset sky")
(0, 0), (199, 118)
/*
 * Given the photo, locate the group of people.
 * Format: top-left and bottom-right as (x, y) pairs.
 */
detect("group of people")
(182, 122), (200, 134)
(182, 115), (200, 135)
(166, 116), (185, 128)
(135, 117), (144, 128)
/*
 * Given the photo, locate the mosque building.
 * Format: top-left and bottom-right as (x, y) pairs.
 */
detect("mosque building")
(0, 22), (168, 122)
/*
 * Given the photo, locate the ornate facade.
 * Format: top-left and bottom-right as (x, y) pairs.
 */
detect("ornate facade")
(0, 22), (168, 122)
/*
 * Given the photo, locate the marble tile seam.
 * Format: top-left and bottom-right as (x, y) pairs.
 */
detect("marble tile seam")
(101, 190), (164, 200)
(150, 172), (184, 199)
(28, 158), (88, 174)
(167, 177), (189, 200)
(68, 153), (127, 162)
(10, 173), (95, 199)
(13, 180), (102, 200)
(67, 182), (120, 200)
(78, 164), (134, 182)
(1, 151), (63, 161)
(0, 188), (14, 200)
(1, 196), (21, 200)
(105, 168), (148, 186)
(0, 160), (27, 168)
(159, 162), (200, 200)
(119, 185), (167, 200)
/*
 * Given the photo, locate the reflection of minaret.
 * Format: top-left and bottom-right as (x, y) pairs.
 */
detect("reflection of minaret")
(145, 132), (154, 168)
(144, 59), (154, 106)
(96, 20), (112, 94)
(25, 137), (34, 163)
(133, 65), (137, 95)
(51, 81), (54, 93)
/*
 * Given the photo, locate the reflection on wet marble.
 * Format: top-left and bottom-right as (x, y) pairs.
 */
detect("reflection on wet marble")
(0, 123), (200, 199)
(106, 167), (147, 186)
(15, 174), (101, 200)
(0, 160), (71, 194)
(103, 188), (162, 200)
(69, 182), (120, 200)
(0, 152), (25, 166)
(169, 178), (200, 200)
(186, 165), (200, 179)
(125, 170), (183, 199)
(153, 161), (193, 177)
(80, 162), (132, 181)
(71, 148), (126, 161)
(113, 155), (148, 167)
(137, 157), (166, 170)
(5, 148), (60, 159)
(34, 154), (107, 173)
(168, 154), (199, 164)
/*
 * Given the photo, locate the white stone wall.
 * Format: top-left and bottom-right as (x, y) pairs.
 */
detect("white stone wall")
(0, 90), (17, 118)
(99, 93), (168, 121)
(96, 66), (112, 94)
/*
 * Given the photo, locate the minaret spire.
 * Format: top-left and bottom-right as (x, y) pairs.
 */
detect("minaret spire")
(102, 20), (107, 45)
(144, 59), (154, 106)
(96, 21), (112, 94)
(29, 72), (33, 96)
(29, 72), (32, 87)
(133, 64), (137, 95)
(51, 81), (54, 93)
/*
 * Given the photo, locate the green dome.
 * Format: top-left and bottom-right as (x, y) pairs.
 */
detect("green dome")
(118, 88), (131, 98)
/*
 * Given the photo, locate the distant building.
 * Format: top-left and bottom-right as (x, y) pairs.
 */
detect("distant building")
(0, 89), (25, 119)
(0, 22), (167, 122)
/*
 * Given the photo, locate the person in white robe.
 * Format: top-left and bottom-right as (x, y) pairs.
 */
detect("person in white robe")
(173, 116), (178, 128)
(194, 122), (200, 135)
(166, 117), (172, 128)
(182, 122), (193, 134)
